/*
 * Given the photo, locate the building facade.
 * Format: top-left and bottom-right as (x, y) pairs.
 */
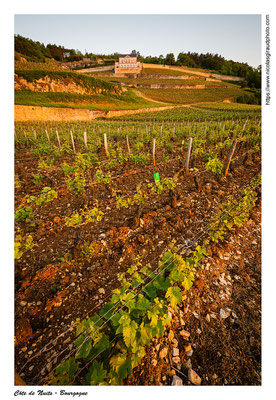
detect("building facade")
(114, 54), (142, 74)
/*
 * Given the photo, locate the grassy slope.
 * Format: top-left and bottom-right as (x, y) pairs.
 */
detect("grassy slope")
(193, 102), (261, 112)
(14, 61), (66, 72)
(14, 89), (169, 111)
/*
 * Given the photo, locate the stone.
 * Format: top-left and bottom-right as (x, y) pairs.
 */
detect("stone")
(172, 338), (178, 347)
(219, 277), (228, 285)
(20, 301), (27, 307)
(188, 369), (201, 385)
(151, 359), (157, 367)
(46, 362), (52, 372)
(159, 348), (168, 359)
(98, 288), (105, 295)
(186, 348), (193, 357)
(172, 356), (181, 364)
(180, 330), (190, 339)
(171, 375), (183, 386)
(168, 330), (174, 341)
(170, 369), (176, 376)
(220, 309), (230, 319)
(172, 347), (179, 357)
(155, 343), (161, 352)
(185, 344), (192, 353)
(185, 358), (192, 369)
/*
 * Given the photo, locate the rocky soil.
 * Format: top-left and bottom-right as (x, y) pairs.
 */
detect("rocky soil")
(126, 202), (261, 385)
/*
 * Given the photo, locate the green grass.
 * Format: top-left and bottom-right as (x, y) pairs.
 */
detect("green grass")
(193, 102), (261, 112)
(15, 89), (168, 111)
(137, 87), (245, 104)
(14, 60), (66, 72)
(112, 105), (260, 122)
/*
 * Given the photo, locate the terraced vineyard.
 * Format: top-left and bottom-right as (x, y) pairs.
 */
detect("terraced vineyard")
(136, 87), (245, 104)
(14, 102), (261, 386)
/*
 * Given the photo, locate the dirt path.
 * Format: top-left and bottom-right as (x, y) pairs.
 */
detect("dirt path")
(133, 89), (175, 105)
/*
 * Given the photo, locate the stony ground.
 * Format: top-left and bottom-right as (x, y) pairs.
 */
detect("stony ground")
(126, 201), (261, 386)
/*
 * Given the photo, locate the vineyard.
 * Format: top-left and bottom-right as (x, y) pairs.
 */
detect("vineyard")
(14, 104), (261, 386)
(135, 87), (245, 104)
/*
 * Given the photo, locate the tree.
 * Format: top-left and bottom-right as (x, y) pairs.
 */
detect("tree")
(158, 55), (164, 65)
(177, 53), (196, 67)
(165, 53), (175, 65)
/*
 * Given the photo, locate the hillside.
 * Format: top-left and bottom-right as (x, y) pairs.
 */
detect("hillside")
(14, 58), (257, 116)
(14, 68), (170, 111)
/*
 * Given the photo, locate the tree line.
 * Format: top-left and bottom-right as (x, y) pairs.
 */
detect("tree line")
(139, 52), (261, 89)
(15, 35), (85, 62)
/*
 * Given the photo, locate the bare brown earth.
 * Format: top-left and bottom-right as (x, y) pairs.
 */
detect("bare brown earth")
(14, 104), (179, 121)
(14, 98), (233, 122)
(14, 144), (261, 385)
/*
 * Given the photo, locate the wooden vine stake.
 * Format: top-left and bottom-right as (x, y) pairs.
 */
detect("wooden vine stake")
(126, 135), (131, 156)
(70, 131), (76, 153)
(33, 129), (37, 140)
(84, 131), (88, 148)
(45, 129), (50, 143)
(184, 137), (193, 173)
(223, 139), (237, 177)
(104, 133), (109, 156)
(242, 118), (248, 131)
(56, 130), (61, 150)
(153, 138), (156, 166)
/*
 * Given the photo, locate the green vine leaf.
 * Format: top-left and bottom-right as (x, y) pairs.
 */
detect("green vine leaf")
(88, 361), (107, 385)
(165, 286), (182, 308)
(109, 352), (132, 380)
(122, 320), (138, 348)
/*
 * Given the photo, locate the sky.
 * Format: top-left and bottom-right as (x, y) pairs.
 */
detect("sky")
(14, 14), (261, 68)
